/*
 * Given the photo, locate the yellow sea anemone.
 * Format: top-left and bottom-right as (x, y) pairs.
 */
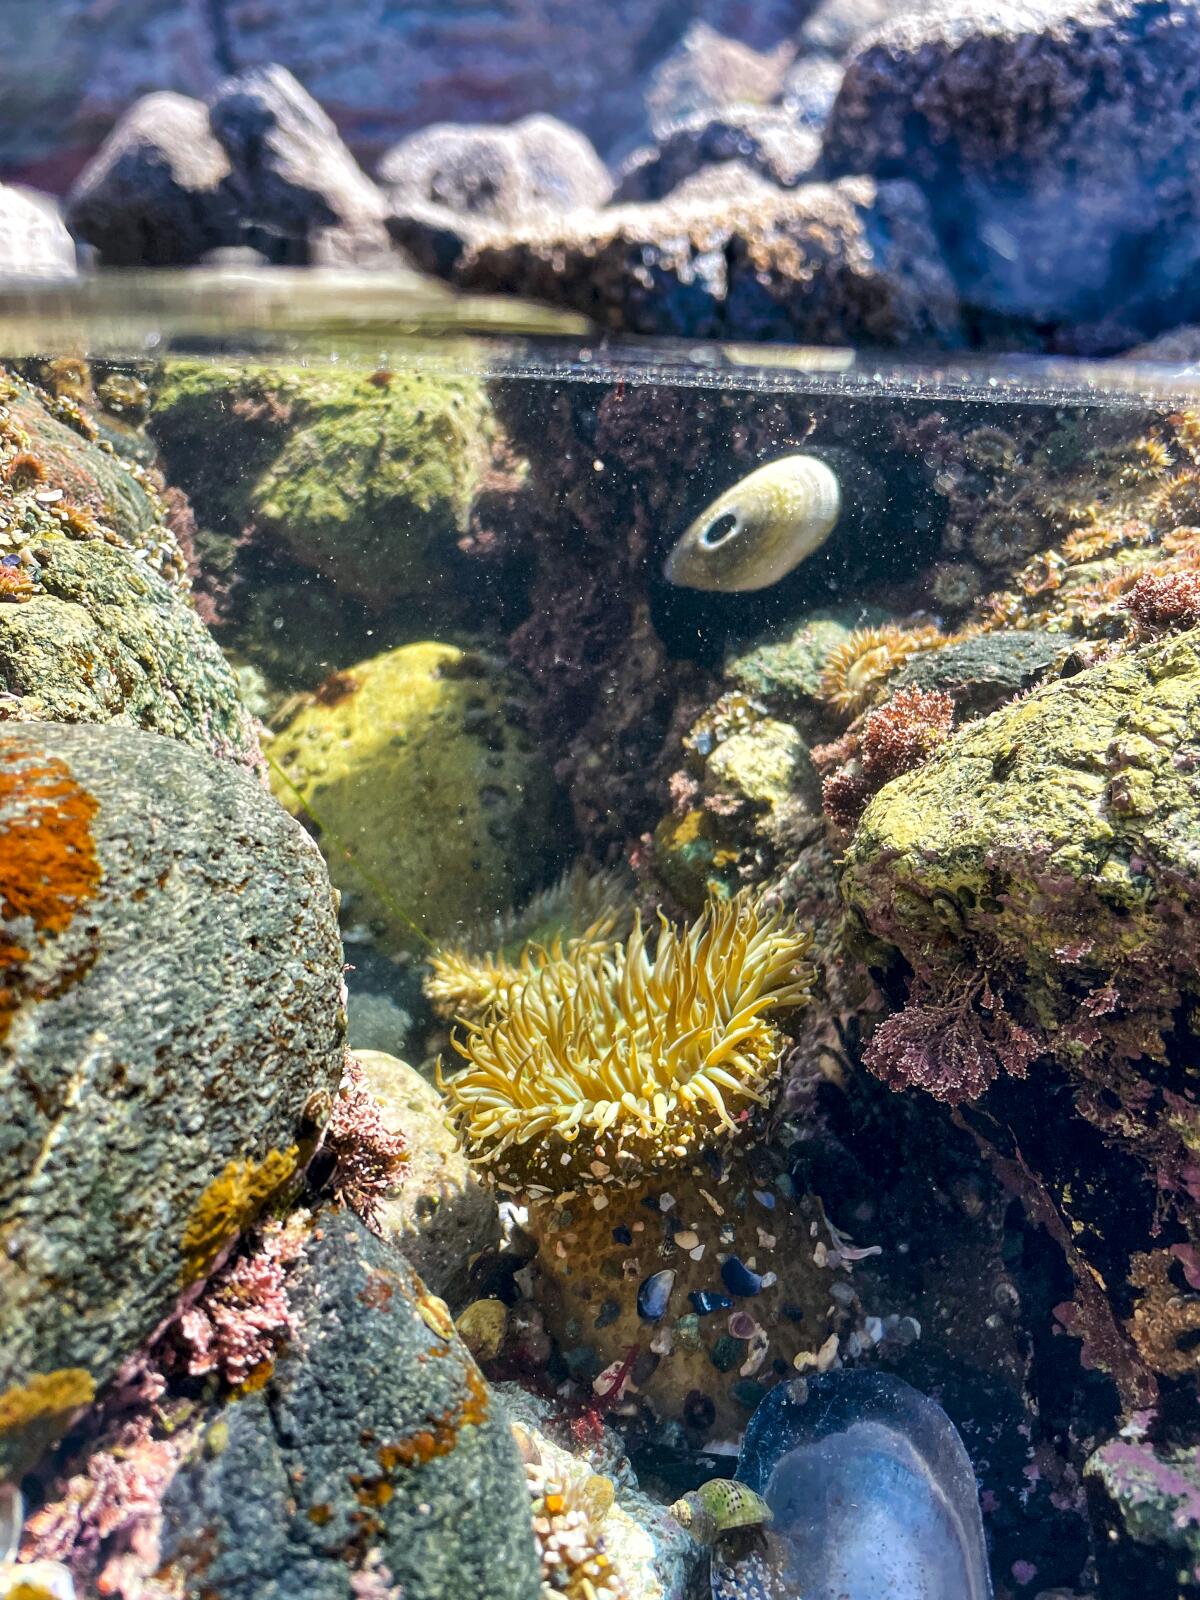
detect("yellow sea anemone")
(437, 893), (813, 1195)
(424, 864), (632, 1020)
(817, 625), (943, 718)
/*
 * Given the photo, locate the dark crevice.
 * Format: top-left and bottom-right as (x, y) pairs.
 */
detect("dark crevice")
(204, 0), (236, 78)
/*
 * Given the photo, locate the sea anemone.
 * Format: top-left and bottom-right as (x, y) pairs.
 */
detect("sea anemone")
(425, 865), (633, 1020)
(3, 453), (46, 492)
(817, 626), (943, 719)
(438, 893), (813, 1195)
(0, 561), (35, 603)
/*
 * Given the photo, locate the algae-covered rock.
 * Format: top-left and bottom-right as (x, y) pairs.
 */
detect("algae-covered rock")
(150, 359), (497, 609)
(0, 722), (344, 1474)
(0, 364), (187, 587)
(0, 537), (260, 768)
(841, 629), (1200, 1074)
(725, 606), (889, 717)
(887, 628), (1067, 718)
(156, 1210), (540, 1600)
(353, 1049), (500, 1306)
(268, 641), (558, 947)
(1086, 1437), (1200, 1586)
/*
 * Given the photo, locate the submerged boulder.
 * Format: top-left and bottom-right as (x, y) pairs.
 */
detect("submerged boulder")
(0, 721), (344, 1473)
(352, 1049), (500, 1306)
(0, 536), (260, 768)
(149, 359), (498, 617)
(156, 1211), (541, 1600)
(841, 629), (1200, 1098)
(267, 641), (558, 948)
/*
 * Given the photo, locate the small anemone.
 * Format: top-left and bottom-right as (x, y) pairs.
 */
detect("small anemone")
(817, 626), (943, 719)
(438, 893), (813, 1194)
(3, 452), (46, 492)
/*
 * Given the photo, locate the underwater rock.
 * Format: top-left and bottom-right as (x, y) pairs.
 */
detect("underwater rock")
(149, 358), (498, 619)
(156, 1210), (540, 1600)
(66, 92), (239, 266)
(352, 1049), (500, 1306)
(501, 1384), (703, 1600)
(0, 721), (344, 1474)
(457, 177), (961, 345)
(268, 640), (557, 948)
(724, 608), (891, 722)
(207, 64), (393, 266)
(722, 1370), (993, 1599)
(0, 363), (187, 586)
(0, 185), (76, 278)
(382, 114), (610, 275)
(823, 0), (1200, 335)
(886, 629), (1067, 719)
(841, 628), (1200, 1097)
(614, 109), (820, 204)
(1085, 1436), (1200, 1589)
(642, 23), (793, 140)
(0, 536), (261, 770)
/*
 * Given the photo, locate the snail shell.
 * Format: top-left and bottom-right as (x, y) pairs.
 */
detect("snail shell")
(663, 454), (843, 592)
(669, 1479), (773, 1543)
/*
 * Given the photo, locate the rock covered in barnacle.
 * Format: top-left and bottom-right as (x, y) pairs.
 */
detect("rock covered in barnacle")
(720, 1372), (993, 1600)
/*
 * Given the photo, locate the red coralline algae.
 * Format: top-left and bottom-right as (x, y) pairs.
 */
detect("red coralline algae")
(22, 1415), (180, 1593)
(820, 686), (954, 831)
(323, 1054), (408, 1233)
(863, 972), (1042, 1104)
(162, 1223), (300, 1387)
(1123, 567), (1200, 631)
(859, 686), (954, 783)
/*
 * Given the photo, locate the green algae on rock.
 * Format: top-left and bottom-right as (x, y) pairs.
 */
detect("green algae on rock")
(150, 358), (498, 608)
(0, 537), (260, 768)
(155, 1211), (541, 1600)
(268, 641), (558, 948)
(841, 628), (1200, 1101)
(0, 721), (344, 1473)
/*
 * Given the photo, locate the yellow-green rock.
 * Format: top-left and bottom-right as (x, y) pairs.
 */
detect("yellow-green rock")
(268, 641), (557, 948)
(841, 628), (1200, 1066)
(150, 358), (497, 607)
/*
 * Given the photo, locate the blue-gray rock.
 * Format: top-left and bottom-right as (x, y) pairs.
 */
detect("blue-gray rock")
(157, 1211), (541, 1600)
(0, 720), (344, 1474)
(643, 22), (793, 137)
(208, 64), (392, 266)
(382, 114), (611, 275)
(614, 108), (820, 203)
(822, 0), (1200, 335)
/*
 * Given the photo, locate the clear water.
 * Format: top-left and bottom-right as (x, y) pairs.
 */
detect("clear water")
(3, 274), (1199, 1599)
